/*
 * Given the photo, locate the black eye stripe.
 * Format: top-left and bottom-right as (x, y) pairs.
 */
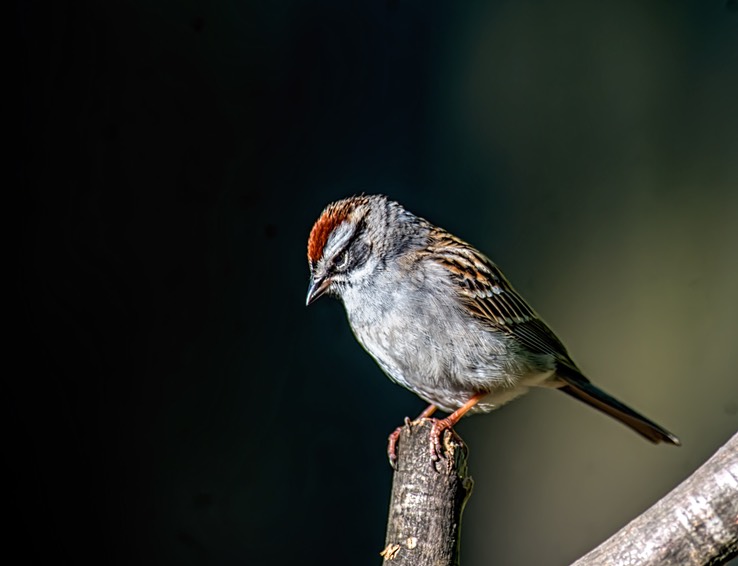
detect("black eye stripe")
(335, 250), (349, 268)
(331, 218), (366, 268)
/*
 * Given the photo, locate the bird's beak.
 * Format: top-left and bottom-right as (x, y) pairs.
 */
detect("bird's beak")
(306, 275), (331, 306)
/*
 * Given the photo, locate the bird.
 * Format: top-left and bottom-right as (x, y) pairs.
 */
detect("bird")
(305, 194), (680, 464)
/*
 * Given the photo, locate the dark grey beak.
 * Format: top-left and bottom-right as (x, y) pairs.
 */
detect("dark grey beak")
(306, 275), (331, 306)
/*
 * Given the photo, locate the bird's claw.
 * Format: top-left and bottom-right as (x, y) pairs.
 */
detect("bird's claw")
(388, 416), (460, 468)
(429, 417), (453, 462)
(387, 416), (413, 468)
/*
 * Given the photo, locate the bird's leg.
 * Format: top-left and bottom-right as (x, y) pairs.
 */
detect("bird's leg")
(429, 392), (485, 461)
(417, 404), (439, 419)
(387, 404), (438, 467)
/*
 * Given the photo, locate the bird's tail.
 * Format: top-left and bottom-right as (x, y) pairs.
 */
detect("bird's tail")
(556, 367), (680, 446)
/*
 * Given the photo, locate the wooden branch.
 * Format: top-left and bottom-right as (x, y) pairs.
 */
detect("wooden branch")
(381, 419), (473, 565)
(381, 421), (736, 566)
(573, 431), (738, 566)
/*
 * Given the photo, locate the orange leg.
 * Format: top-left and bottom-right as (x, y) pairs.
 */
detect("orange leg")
(387, 404), (438, 467)
(429, 392), (486, 461)
(417, 404), (438, 419)
(387, 393), (487, 467)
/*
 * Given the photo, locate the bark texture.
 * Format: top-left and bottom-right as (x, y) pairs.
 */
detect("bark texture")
(573, 431), (738, 566)
(382, 422), (737, 566)
(381, 419), (473, 566)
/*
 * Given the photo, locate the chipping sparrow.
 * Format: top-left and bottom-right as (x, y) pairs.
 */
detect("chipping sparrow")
(306, 194), (680, 464)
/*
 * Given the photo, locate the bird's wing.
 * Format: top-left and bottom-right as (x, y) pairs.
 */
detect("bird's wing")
(425, 230), (581, 371)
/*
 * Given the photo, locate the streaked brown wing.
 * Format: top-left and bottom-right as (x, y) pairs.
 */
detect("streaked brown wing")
(425, 231), (579, 368)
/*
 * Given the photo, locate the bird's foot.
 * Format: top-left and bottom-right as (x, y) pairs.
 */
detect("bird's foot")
(387, 416), (412, 468)
(429, 417), (460, 462)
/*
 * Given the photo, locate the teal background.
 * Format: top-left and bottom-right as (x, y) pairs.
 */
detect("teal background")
(14, 1), (738, 564)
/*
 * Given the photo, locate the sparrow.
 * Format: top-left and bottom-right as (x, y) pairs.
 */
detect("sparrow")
(306, 194), (680, 464)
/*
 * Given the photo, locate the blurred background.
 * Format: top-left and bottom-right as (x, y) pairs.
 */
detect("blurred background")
(13, 0), (738, 564)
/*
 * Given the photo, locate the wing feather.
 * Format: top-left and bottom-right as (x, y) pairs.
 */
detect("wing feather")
(424, 231), (579, 369)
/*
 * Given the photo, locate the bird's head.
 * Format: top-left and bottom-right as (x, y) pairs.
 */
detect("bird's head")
(307, 194), (428, 305)
(306, 195), (386, 305)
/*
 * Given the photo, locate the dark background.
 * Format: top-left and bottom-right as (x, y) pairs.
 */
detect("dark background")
(13, 1), (738, 565)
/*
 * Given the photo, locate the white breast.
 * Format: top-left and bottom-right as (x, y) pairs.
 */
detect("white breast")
(339, 262), (556, 413)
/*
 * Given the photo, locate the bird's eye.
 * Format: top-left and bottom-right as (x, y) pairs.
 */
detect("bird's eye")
(335, 250), (350, 270)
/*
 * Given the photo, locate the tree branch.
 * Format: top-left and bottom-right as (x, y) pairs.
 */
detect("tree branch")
(381, 419), (473, 565)
(573, 431), (738, 566)
(381, 424), (737, 566)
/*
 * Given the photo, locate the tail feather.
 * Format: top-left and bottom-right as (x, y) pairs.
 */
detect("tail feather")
(557, 369), (680, 446)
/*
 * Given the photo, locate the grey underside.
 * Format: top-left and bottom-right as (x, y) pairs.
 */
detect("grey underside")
(342, 261), (558, 414)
